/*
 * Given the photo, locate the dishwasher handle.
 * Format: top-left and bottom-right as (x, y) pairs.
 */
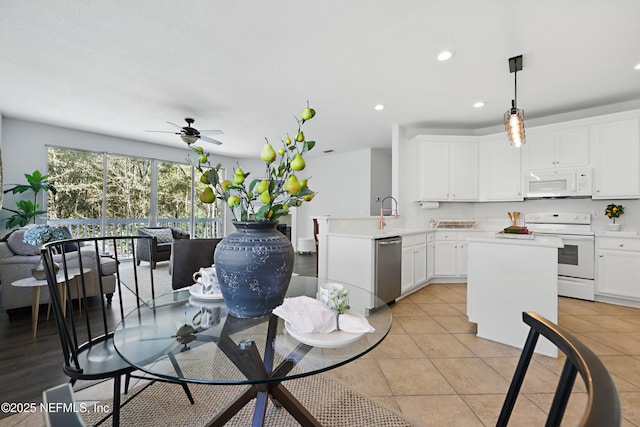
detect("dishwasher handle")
(377, 238), (402, 246)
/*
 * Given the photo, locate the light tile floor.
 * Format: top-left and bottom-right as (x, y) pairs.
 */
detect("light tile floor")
(5, 282), (640, 426)
(324, 283), (640, 426)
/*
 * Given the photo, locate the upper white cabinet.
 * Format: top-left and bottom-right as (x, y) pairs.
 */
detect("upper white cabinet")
(413, 136), (478, 202)
(592, 118), (640, 199)
(524, 125), (590, 170)
(478, 135), (523, 201)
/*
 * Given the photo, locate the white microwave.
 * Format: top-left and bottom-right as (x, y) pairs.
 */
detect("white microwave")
(524, 167), (592, 198)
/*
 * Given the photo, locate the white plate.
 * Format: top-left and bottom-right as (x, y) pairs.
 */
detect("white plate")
(284, 322), (363, 348)
(189, 284), (224, 301)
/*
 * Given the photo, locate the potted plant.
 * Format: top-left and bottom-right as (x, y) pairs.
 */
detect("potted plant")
(604, 203), (624, 231)
(2, 170), (57, 229)
(189, 103), (318, 317)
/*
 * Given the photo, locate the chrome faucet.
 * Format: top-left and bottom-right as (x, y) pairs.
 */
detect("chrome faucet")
(379, 196), (399, 230)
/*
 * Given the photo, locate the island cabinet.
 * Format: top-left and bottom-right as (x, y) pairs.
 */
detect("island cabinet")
(401, 233), (427, 294)
(596, 236), (640, 302)
(433, 231), (473, 277)
(412, 136), (478, 202)
(478, 135), (523, 201)
(523, 125), (590, 170)
(325, 235), (374, 293)
(592, 118), (640, 199)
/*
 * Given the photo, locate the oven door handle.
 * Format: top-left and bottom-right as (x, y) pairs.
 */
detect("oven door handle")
(538, 234), (594, 241)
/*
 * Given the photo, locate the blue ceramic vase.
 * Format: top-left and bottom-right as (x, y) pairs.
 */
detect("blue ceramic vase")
(214, 221), (294, 318)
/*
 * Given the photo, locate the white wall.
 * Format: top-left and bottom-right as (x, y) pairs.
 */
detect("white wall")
(370, 149), (392, 216)
(0, 118), (243, 237)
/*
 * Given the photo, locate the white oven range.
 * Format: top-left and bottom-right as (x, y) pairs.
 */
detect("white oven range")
(525, 212), (595, 301)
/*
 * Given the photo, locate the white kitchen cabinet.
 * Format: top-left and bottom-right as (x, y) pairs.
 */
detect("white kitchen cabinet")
(401, 233), (427, 294)
(524, 125), (589, 170)
(596, 237), (640, 301)
(413, 136), (478, 201)
(426, 232), (435, 280)
(478, 135), (523, 201)
(592, 118), (640, 199)
(434, 232), (460, 276)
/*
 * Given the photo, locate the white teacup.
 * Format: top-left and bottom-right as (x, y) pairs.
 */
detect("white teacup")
(318, 283), (346, 305)
(193, 266), (220, 295)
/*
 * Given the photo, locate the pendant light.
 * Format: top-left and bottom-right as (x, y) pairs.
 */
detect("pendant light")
(504, 55), (525, 147)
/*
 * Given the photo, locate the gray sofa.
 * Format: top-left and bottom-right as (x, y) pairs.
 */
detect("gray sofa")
(0, 227), (117, 319)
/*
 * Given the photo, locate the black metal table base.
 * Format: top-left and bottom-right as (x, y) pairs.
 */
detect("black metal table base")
(205, 315), (321, 427)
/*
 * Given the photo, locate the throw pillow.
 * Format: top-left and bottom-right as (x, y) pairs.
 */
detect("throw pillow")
(143, 228), (175, 243)
(7, 228), (41, 256)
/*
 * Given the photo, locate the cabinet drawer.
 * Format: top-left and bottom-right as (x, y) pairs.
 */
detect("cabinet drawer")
(402, 235), (414, 247)
(413, 233), (427, 244)
(435, 232), (456, 241)
(597, 237), (640, 251)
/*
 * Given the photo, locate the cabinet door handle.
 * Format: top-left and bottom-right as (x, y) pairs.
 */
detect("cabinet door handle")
(619, 244), (624, 247)
(599, 255), (603, 258)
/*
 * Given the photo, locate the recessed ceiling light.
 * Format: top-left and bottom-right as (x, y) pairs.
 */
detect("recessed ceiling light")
(473, 101), (486, 108)
(374, 104), (385, 111)
(635, 63), (640, 70)
(437, 50), (453, 61)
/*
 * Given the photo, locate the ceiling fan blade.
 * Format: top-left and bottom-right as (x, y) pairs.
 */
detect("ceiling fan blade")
(199, 135), (223, 145)
(145, 130), (181, 134)
(166, 121), (183, 130)
(199, 129), (224, 135)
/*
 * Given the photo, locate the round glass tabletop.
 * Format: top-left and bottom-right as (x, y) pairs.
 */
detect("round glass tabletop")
(113, 276), (392, 386)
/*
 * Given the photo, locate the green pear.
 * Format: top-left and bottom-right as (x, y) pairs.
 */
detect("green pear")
(295, 131), (304, 142)
(233, 167), (245, 185)
(227, 195), (240, 207)
(291, 153), (305, 171)
(200, 174), (210, 184)
(301, 107), (316, 121)
(199, 187), (215, 203)
(259, 191), (271, 204)
(285, 175), (301, 194)
(256, 179), (269, 194)
(260, 143), (276, 163)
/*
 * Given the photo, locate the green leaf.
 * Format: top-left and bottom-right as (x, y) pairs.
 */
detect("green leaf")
(304, 141), (316, 151)
(248, 178), (260, 195)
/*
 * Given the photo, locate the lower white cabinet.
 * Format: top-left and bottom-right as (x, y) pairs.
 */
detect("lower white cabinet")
(596, 237), (640, 300)
(401, 233), (427, 294)
(434, 231), (492, 278)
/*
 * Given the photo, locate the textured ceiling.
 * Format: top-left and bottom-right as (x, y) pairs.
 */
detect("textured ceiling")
(1, 0), (639, 158)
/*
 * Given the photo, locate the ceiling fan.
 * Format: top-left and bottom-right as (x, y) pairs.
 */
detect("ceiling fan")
(146, 118), (223, 145)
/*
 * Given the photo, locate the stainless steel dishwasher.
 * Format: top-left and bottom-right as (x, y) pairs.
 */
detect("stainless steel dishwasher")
(374, 236), (402, 304)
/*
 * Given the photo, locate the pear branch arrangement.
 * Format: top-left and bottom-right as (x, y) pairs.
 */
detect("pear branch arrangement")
(191, 103), (317, 222)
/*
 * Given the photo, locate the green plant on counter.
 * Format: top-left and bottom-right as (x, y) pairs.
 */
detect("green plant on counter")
(605, 203), (624, 224)
(2, 170), (57, 229)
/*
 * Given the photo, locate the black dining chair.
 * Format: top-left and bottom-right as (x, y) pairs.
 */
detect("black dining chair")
(497, 311), (621, 427)
(42, 235), (195, 427)
(170, 238), (222, 290)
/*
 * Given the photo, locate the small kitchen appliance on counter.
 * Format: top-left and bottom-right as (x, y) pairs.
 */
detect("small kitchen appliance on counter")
(525, 212), (595, 301)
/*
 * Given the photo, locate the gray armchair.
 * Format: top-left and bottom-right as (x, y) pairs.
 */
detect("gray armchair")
(136, 227), (190, 269)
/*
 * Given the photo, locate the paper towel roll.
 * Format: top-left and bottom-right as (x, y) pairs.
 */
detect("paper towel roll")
(418, 201), (440, 209)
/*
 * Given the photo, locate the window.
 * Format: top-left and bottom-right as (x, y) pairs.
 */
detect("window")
(47, 147), (223, 238)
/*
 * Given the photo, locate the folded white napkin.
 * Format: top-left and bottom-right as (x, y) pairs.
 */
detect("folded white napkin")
(273, 296), (375, 334)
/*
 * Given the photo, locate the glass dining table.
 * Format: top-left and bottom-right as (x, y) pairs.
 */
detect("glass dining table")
(113, 275), (393, 427)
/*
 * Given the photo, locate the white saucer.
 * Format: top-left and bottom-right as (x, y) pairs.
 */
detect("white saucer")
(189, 283), (224, 301)
(284, 322), (363, 348)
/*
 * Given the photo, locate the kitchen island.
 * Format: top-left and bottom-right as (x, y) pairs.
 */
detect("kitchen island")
(466, 234), (564, 357)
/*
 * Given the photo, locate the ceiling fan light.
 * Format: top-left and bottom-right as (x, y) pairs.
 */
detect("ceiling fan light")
(504, 106), (525, 147)
(181, 135), (198, 145)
